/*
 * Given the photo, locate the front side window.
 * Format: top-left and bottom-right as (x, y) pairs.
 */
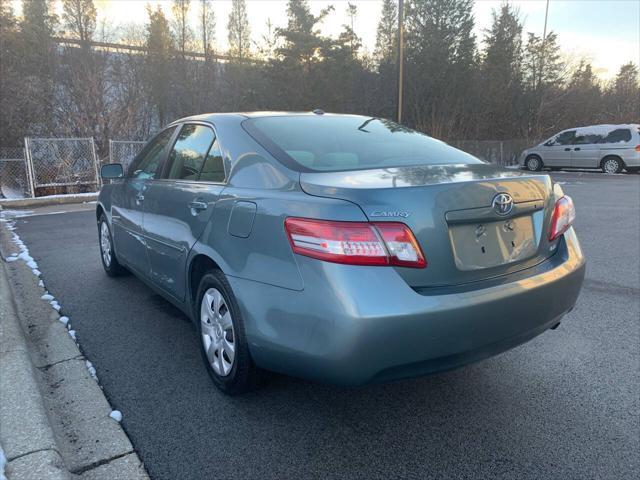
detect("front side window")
(166, 124), (215, 180)
(546, 130), (576, 146)
(600, 128), (631, 143)
(130, 127), (176, 179)
(243, 116), (481, 172)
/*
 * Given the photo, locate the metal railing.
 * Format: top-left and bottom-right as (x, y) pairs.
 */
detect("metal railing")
(25, 137), (100, 192)
(108, 140), (146, 170)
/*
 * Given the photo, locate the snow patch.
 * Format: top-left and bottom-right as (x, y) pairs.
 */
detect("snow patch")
(41, 293), (54, 301)
(109, 410), (122, 422)
(68, 330), (76, 340)
(86, 361), (98, 381)
(59, 316), (69, 326)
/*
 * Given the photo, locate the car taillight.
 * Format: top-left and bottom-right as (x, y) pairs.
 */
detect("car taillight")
(284, 218), (426, 268)
(549, 195), (576, 241)
(635, 144), (640, 152)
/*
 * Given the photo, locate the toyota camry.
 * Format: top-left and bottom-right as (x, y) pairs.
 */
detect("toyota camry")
(97, 112), (586, 394)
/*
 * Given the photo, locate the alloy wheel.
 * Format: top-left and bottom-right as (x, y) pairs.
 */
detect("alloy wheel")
(200, 288), (236, 376)
(527, 157), (540, 171)
(603, 158), (620, 174)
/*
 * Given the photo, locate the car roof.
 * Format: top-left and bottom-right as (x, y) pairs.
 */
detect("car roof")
(170, 111), (367, 124)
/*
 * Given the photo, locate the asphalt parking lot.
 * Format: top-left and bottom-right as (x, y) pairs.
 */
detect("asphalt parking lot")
(9, 171), (640, 480)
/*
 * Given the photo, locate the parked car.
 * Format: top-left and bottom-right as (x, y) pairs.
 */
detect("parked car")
(97, 112), (586, 394)
(520, 124), (640, 173)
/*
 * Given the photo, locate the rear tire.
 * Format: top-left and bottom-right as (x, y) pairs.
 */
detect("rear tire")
(601, 156), (623, 174)
(196, 270), (266, 394)
(525, 155), (543, 171)
(98, 214), (127, 277)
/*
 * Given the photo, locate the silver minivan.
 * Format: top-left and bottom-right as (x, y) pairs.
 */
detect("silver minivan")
(520, 124), (640, 173)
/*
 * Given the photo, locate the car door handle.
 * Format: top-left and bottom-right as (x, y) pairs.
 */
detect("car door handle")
(574, 147), (581, 151)
(188, 200), (208, 212)
(564, 148), (571, 151)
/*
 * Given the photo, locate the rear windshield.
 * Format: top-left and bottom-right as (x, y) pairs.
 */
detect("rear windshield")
(243, 116), (482, 172)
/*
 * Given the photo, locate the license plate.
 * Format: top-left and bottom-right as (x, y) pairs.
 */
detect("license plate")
(448, 215), (537, 270)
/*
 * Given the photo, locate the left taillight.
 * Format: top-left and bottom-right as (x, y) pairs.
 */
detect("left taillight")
(549, 195), (576, 241)
(284, 217), (426, 268)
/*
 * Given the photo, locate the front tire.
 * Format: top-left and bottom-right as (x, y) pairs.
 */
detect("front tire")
(98, 214), (127, 277)
(525, 155), (543, 171)
(602, 156), (623, 174)
(196, 270), (265, 394)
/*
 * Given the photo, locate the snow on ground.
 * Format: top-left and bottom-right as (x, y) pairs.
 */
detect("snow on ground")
(0, 184), (26, 200)
(2, 209), (127, 435)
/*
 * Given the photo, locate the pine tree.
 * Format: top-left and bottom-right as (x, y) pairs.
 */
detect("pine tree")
(227, 0), (250, 60)
(607, 62), (639, 122)
(145, 5), (173, 126)
(374, 0), (397, 64)
(403, 0), (477, 137)
(480, 3), (524, 138)
(523, 31), (564, 91)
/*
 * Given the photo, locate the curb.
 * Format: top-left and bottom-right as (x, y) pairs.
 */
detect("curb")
(0, 216), (148, 479)
(0, 193), (98, 209)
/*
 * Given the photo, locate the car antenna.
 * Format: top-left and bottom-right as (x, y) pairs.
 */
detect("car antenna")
(312, 109), (324, 115)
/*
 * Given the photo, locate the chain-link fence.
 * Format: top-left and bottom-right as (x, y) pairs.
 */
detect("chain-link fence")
(108, 140), (146, 171)
(0, 147), (31, 199)
(449, 139), (536, 166)
(25, 137), (100, 194)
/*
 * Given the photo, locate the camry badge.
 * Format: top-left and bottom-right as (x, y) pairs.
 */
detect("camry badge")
(370, 211), (411, 218)
(492, 193), (514, 216)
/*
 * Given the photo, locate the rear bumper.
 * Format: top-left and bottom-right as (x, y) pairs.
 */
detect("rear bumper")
(229, 228), (586, 385)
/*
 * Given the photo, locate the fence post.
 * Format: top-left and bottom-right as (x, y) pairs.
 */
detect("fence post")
(90, 138), (101, 190)
(23, 137), (36, 198)
(500, 141), (504, 165)
(108, 139), (113, 165)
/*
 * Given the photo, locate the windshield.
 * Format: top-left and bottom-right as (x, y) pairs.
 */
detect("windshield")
(243, 116), (483, 172)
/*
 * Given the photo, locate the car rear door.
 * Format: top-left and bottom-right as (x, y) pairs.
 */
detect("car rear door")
(142, 123), (225, 301)
(571, 132), (603, 168)
(111, 126), (177, 275)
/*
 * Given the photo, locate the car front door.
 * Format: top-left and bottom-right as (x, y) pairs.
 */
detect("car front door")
(143, 123), (226, 301)
(111, 126), (177, 275)
(542, 130), (576, 167)
(571, 132), (603, 168)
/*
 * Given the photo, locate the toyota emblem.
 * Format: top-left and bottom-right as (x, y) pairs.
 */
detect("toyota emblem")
(492, 193), (514, 216)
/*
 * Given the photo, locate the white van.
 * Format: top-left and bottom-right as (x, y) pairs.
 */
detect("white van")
(520, 124), (640, 173)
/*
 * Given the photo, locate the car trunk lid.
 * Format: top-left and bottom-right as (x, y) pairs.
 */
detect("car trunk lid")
(300, 163), (557, 288)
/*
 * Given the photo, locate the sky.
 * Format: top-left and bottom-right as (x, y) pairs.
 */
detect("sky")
(10, 0), (640, 79)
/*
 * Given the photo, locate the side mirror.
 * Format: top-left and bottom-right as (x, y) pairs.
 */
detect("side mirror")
(101, 163), (124, 179)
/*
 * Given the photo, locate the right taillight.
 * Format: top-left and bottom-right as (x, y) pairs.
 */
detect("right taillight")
(549, 195), (576, 241)
(634, 144), (640, 152)
(284, 217), (426, 268)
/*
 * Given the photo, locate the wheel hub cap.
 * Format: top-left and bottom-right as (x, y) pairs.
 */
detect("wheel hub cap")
(200, 288), (235, 376)
(100, 222), (111, 267)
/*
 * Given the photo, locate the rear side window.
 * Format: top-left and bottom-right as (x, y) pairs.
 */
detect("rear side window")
(600, 129), (631, 144)
(130, 127), (176, 179)
(167, 125), (215, 180)
(243, 116), (481, 172)
(574, 133), (603, 145)
(199, 139), (225, 182)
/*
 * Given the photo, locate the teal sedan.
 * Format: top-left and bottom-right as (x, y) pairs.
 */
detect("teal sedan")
(97, 112), (586, 394)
